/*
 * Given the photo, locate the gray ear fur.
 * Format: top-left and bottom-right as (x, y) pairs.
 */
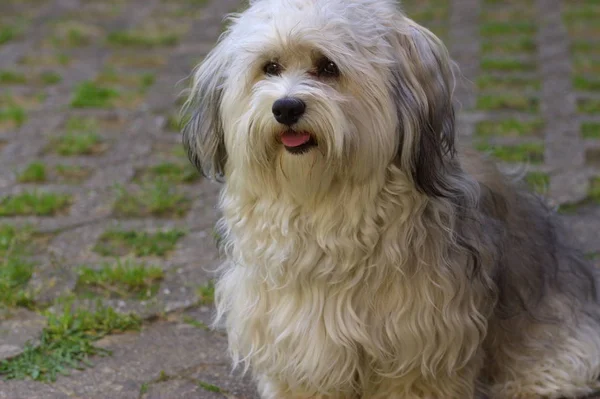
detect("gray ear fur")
(182, 42), (230, 182)
(391, 20), (460, 198)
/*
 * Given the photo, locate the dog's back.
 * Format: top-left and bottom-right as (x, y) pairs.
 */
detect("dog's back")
(462, 149), (600, 398)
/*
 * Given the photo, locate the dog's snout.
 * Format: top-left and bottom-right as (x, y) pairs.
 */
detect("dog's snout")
(272, 97), (306, 126)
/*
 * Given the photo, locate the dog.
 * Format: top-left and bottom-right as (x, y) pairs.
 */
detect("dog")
(181, 0), (600, 397)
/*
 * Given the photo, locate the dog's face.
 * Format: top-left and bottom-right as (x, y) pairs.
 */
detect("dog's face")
(184, 0), (458, 200)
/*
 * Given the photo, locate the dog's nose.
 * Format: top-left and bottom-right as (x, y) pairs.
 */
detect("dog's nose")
(272, 97), (306, 126)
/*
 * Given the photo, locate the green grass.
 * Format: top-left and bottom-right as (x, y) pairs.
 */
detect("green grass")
(477, 75), (540, 91)
(481, 57), (536, 72)
(55, 165), (91, 183)
(574, 56), (600, 74)
(140, 382), (149, 395)
(76, 259), (164, 299)
(94, 230), (185, 257)
(572, 41), (599, 54)
(106, 31), (179, 48)
(0, 225), (35, 309)
(475, 119), (543, 138)
(182, 316), (210, 331)
(51, 132), (103, 156)
(558, 177), (600, 213)
(0, 102), (27, 128)
(198, 381), (223, 393)
(0, 191), (71, 216)
(480, 22), (535, 37)
(0, 303), (141, 382)
(0, 70), (27, 84)
(0, 24), (18, 45)
(578, 98), (600, 114)
(481, 37), (536, 54)
(573, 76), (600, 91)
(50, 116), (104, 156)
(582, 122), (600, 139)
(475, 142), (545, 164)
(51, 22), (99, 47)
(477, 94), (539, 112)
(95, 68), (155, 91)
(70, 81), (120, 108)
(40, 72), (61, 85)
(524, 172), (549, 194)
(197, 281), (215, 305)
(136, 162), (200, 184)
(563, 6), (600, 23)
(18, 162), (47, 183)
(113, 180), (191, 218)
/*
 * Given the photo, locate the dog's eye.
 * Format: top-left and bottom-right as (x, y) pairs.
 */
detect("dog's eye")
(263, 62), (282, 76)
(317, 59), (339, 78)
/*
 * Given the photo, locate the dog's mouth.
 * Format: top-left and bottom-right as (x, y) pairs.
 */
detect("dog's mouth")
(280, 130), (317, 155)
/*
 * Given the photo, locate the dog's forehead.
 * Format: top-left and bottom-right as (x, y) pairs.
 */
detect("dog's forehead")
(231, 0), (399, 53)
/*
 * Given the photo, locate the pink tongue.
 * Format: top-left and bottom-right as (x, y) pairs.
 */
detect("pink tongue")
(281, 131), (311, 147)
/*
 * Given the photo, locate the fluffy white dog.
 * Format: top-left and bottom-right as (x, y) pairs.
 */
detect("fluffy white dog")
(182, 0), (600, 398)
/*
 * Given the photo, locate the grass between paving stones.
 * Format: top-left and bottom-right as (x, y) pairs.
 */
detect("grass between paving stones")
(49, 117), (105, 156)
(480, 22), (535, 37)
(558, 177), (600, 214)
(574, 57), (600, 75)
(135, 162), (200, 184)
(571, 41), (599, 55)
(0, 101), (26, 129)
(106, 30), (179, 48)
(113, 180), (191, 218)
(50, 21), (101, 47)
(70, 81), (120, 108)
(39, 71), (62, 85)
(475, 142), (544, 164)
(477, 75), (540, 91)
(0, 191), (71, 216)
(477, 94), (539, 112)
(55, 165), (92, 183)
(481, 37), (536, 55)
(481, 57), (536, 72)
(198, 381), (223, 393)
(95, 68), (155, 91)
(17, 162), (47, 183)
(0, 70), (27, 84)
(578, 98), (600, 114)
(19, 53), (71, 67)
(573, 76), (600, 92)
(582, 123), (600, 139)
(0, 303), (141, 382)
(524, 172), (549, 195)
(94, 230), (185, 257)
(197, 281), (215, 305)
(475, 118), (543, 138)
(182, 316), (210, 331)
(76, 259), (164, 299)
(0, 225), (35, 309)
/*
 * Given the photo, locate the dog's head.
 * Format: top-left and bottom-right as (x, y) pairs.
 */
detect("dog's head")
(183, 0), (458, 199)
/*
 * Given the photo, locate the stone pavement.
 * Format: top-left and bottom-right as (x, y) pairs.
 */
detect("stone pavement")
(0, 0), (598, 398)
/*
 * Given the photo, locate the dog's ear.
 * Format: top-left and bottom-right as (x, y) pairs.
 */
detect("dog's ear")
(182, 42), (230, 182)
(390, 19), (459, 197)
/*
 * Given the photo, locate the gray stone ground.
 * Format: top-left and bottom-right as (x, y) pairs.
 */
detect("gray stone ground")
(0, 0), (598, 398)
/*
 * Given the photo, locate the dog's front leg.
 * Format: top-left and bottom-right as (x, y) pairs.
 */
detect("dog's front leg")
(257, 374), (354, 399)
(363, 364), (481, 399)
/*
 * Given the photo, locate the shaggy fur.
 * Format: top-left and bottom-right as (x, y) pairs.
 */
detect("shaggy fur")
(182, 0), (600, 397)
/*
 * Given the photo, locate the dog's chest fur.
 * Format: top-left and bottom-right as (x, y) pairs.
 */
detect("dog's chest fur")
(215, 179), (488, 395)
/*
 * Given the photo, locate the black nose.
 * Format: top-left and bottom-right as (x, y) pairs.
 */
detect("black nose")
(272, 97), (306, 125)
